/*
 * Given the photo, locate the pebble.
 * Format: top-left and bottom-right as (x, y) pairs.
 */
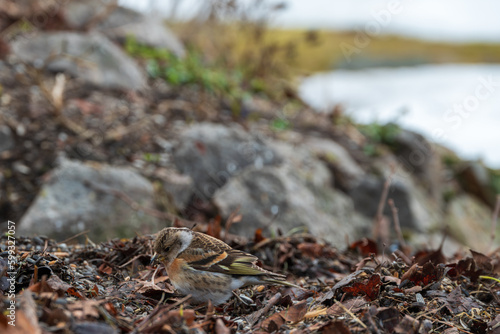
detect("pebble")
(239, 294), (253, 305)
(54, 298), (68, 305)
(32, 236), (44, 245)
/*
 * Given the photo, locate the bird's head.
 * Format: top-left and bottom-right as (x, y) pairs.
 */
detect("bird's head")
(152, 227), (193, 266)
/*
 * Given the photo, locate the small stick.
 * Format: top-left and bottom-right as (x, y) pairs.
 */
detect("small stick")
(374, 165), (395, 245)
(58, 230), (90, 244)
(490, 195), (500, 252)
(334, 299), (367, 329)
(393, 250), (412, 266)
(388, 199), (407, 251)
(249, 292), (281, 326)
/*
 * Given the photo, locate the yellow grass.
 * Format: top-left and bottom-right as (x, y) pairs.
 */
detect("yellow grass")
(170, 22), (500, 75)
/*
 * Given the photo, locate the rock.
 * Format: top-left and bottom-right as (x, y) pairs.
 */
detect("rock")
(214, 140), (370, 245)
(72, 322), (118, 334)
(445, 194), (497, 251)
(392, 130), (433, 175)
(19, 158), (160, 241)
(158, 169), (195, 210)
(411, 233), (465, 258)
(102, 11), (185, 58)
(304, 137), (365, 191)
(11, 32), (147, 91)
(347, 155), (444, 238)
(349, 175), (417, 230)
(0, 125), (14, 153)
(268, 140), (332, 190)
(456, 161), (497, 208)
(173, 123), (281, 200)
(391, 129), (442, 199)
(63, 1), (185, 57)
(214, 165), (369, 246)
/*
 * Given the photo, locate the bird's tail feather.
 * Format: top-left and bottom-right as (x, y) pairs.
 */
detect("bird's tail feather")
(263, 277), (304, 290)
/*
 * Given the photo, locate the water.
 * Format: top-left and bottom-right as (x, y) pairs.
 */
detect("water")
(299, 64), (500, 168)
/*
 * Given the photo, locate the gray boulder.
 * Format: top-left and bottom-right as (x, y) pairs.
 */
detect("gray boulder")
(456, 161), (497, 208)
(391, 129), (442, 199)
(214, 140), (370, 245)
(445, 194), (498, 251)
(64, 1), (185, 57)
(11, 32), (147, 91)
(173, 123), (282, 200)
(349, 176), (416, 229)
(158, 169), (195, 211)
(304, 136), (365, 191)
(19, 159), (160, 241)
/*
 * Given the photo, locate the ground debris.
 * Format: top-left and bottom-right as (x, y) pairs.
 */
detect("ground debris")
(1, 232), (500, 333)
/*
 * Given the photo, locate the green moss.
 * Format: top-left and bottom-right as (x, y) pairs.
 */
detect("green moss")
(143, 153), (161, 163)
(360, 122), (401, 145)
(271, 118), (291, 131)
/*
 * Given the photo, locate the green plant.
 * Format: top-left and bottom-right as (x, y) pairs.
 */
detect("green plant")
(271, 118), (291, 131)
(442, 153), (461, 168)
(126, 37), (262, 114)
(360, 122), (401, 145)
(359, 122), (401, 156)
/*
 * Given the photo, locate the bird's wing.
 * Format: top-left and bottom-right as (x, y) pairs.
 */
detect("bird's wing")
(184, 247), (285, 278)
(178, 232), (285, 279)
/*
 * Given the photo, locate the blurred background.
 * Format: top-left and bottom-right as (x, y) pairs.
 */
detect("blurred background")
(2, 0), (499, 250)
(121, 0), (500, 167)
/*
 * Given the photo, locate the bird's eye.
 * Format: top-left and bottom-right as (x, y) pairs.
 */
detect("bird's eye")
(164, 246), (170, 252)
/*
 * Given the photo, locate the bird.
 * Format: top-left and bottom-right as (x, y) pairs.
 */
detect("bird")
(151, 227), (299, 305)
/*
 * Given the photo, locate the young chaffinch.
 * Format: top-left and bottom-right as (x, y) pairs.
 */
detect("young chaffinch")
(152, 227), (297, 305)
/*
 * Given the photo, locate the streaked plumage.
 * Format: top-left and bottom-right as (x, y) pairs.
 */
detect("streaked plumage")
(152, 227), (297, 304)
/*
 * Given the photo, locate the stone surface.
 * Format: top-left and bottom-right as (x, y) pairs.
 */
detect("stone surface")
(214, 164), (369, 246)
(445, 194), (498, 251)
(64, 1), (185, 57)
(214, 140), (371, 245)
(304, 136), (365, 191)
(457, 161), (497, 208)
(173, 123), (282, 200)
(11, 32), (146, 91)
(349, 175), (417, 230)
(19, 158), (160, 241)
(159, 170), (195, 211)
(392, 129), (433, 177)
(102, 14), (186, 58)
(391, 129), (442, 199)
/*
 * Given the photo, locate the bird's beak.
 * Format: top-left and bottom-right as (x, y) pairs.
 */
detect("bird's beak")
(150, 252), (158, 265)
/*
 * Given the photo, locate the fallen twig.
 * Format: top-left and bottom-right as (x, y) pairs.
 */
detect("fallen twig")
(388, 198), (408, 252)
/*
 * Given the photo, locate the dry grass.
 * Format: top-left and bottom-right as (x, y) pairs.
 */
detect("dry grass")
(170, 22), (500, 75)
